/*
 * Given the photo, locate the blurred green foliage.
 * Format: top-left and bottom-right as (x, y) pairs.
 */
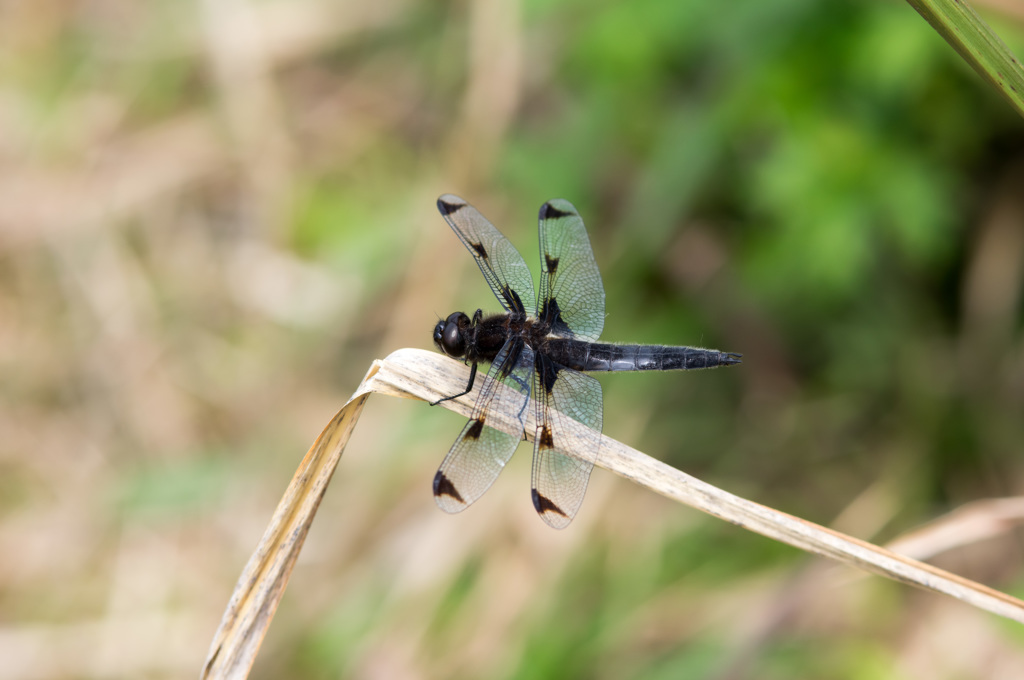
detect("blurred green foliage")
(493, 0), (1021, 505)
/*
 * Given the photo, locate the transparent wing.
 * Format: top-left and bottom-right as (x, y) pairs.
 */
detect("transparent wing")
(433, 340), (535, 513)
(537, 199), (605, 341)
(530, 355), (603, 529)
(437, 194), (536, 317)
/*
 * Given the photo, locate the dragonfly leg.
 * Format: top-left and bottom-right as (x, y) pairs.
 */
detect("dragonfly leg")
(430, 361), (478, 406)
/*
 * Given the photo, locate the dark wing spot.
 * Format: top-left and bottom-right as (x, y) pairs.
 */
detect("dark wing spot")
(433, 471), (465, 502)
(539, 296), (571, 337)
(437, 198), (465, 215)
(501, 285), (526, 315)
(465, 418), (485, 440)
(536, 356), (560, 394)
(532, 488), (568, 517)
(540, 202), (574, 219)
(538, 425), (554, 450)
(545, 254), (559, 274)
(470, 241), (488, 259)
(498, 340), (525, 379)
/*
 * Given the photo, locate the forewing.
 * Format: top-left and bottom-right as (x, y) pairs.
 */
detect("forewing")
(433, 340), (535, 514)
(537, 199), (605, 341)
(531, 355), (603, 529)
(437, 194), (536, 317)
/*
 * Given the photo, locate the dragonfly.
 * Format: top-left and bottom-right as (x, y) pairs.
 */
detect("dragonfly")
(431, 194), (741, 528)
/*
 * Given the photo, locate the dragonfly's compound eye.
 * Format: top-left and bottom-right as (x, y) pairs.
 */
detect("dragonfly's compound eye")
(441, 320), (466, 357)
(434, 313), (469, 357)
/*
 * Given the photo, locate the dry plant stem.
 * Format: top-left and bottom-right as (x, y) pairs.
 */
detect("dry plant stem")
(885, 496), (1024, 560)
(203, 348), (1024, 679)
(202, 391), (370, 680)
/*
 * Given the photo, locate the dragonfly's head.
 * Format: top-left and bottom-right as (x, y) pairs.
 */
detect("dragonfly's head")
(433, 312), (470, 358)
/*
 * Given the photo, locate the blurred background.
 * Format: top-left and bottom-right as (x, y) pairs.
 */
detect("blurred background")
(2, 0), (1024, 678)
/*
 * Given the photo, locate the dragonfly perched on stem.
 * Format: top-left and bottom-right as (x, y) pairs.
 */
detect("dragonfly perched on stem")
(431, 195), (741, 528)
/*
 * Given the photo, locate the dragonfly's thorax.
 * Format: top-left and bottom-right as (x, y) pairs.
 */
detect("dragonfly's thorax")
(434, 310), (526, 362)
(471, 312), (531, 362)
(437, 310), (556, 363)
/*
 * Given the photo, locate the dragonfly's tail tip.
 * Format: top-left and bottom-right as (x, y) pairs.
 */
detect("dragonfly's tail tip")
(723, 352), (743, 365)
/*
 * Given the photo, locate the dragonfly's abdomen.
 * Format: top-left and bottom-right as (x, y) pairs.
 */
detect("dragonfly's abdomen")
(545, 340), (741, 372)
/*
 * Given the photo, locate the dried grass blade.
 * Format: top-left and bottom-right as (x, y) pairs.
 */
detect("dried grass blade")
(204, 348), (1024, 678)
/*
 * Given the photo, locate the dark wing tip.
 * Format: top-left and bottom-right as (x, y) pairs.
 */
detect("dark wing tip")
(532, 488), (567, 517)
(433, 470), (465, 503)
(539, 200), (576, 220)
(437, 195), (467, 216)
